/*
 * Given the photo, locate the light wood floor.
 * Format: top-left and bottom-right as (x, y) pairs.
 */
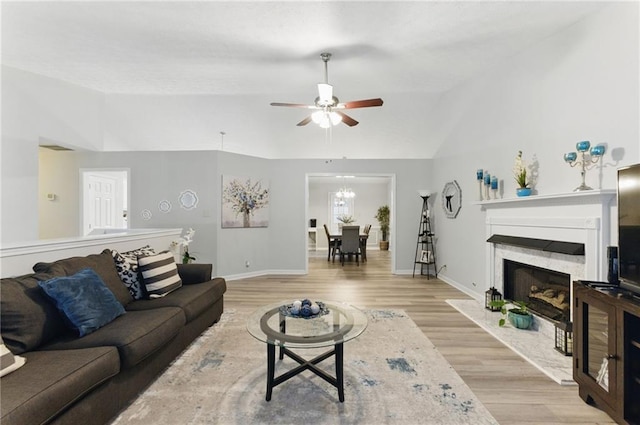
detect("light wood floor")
(225, 250), (616, 425)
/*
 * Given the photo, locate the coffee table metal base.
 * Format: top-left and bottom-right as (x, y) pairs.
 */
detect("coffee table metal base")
(266, 342), (344, 402)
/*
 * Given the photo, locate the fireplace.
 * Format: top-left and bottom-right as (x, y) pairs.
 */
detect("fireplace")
(504, 260), (571, 323)
(466, 191), (615, 384)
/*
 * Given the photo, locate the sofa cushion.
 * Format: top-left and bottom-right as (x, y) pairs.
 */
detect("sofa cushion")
(0, 347), (119, 425)
(138, 251), (182, 298)
(111, 245), (155, 300)
(1, 272), (70, 354)
(33, 249), (133, 306)
(38, 269), (126, 337)
(126, 278), (226, 322)
(176, 263), (213, 284)
(41, 307), (185, 369)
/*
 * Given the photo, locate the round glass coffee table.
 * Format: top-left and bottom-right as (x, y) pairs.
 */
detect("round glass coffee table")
(246, 300), (367, 402)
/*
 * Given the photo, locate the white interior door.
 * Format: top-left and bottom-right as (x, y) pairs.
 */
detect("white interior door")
(82, 170), (127, 235)
(87, 174), (116, 233)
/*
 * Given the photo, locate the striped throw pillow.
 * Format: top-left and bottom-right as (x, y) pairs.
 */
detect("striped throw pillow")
(138, 251), (182, 298)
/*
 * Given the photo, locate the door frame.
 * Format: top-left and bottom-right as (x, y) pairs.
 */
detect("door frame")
(305, 173), (396, 274)
(79, 168), (130, 236)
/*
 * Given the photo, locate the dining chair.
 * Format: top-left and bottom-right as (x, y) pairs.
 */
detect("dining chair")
(360, 224), (371, 262)
(323, 224), (340, 262)
(339, 225), (361, 266)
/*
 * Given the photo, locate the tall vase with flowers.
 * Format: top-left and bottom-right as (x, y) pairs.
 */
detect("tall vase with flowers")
(513, 151), (532, 197)
(170, 228), (196, 264)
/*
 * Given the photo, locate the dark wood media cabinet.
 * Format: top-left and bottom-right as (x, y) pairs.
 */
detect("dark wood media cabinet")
(573, 281), (640, 424)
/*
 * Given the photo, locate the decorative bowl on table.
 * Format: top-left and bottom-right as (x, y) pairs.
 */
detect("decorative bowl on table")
(279, 299), (329, 319)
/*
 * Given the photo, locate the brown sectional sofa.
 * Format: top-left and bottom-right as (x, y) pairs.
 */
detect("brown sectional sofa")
(1, 249), (226, 425)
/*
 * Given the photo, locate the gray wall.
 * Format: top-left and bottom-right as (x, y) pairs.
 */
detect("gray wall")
(36, 150), (431, 277)
(269, 159), (430, 274)
(1, 66), (105, 242)
(427, 2), (639, 298)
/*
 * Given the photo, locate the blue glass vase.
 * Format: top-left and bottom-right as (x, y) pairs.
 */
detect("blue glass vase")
(516, 188), (532, 197)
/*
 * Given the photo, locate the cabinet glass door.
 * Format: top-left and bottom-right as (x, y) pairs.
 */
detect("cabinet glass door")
(585, 304), (609, 389)
(583, 301), (615, 394)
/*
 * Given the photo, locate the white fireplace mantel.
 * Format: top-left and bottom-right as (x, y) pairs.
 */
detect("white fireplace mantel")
(476, 190), (617, 294)
(472, 189), (616, 209)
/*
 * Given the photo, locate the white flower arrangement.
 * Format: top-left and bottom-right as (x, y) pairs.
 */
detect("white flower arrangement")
(513, 151), (531, 189)
(170, 228), (196, 264)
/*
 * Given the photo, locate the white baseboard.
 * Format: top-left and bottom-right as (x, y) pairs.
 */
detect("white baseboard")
(224, 269), (306, 281)
(394, 270), (483, 301)
(437, 273), (483, 301)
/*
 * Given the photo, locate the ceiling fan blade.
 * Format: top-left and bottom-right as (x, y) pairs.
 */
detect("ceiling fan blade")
(296, 116), (313, 126)
(335, 111), (359, 127)
(270, 102), (317, 109)
(337, 98), (384, 109)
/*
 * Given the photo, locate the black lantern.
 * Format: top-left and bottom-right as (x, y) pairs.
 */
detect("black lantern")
(554, 322), (573, 356)
(485, 286), (502, 311)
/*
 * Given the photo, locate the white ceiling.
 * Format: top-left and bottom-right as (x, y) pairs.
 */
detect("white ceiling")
(1, 1), (606, 158)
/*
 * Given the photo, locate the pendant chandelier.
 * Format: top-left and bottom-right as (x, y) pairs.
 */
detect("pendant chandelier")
(336, 176), (356, 200)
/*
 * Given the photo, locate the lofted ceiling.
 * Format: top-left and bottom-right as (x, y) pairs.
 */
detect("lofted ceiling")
(1, 1), (605, 159)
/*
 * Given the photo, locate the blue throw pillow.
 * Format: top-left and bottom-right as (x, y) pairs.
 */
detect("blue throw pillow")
(38, 268), (125, 337)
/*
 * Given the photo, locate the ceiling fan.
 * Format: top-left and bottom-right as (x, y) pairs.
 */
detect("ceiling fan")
(270, 53), (383, 128)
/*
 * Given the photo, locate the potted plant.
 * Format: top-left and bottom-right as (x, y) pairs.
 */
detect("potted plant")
(513, 151), (532, 197)
(489, 299), (533, 329)
(375, 205), (390, 251)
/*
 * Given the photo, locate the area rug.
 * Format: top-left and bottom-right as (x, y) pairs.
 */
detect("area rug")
(111, 309), (498, 425)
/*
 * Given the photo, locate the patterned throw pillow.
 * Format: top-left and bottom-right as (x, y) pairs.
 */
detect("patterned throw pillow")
(138, 251), (182, 299)
(112, 246), (155, 300)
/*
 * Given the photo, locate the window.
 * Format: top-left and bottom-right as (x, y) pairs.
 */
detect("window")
(329, 192), (354, 227)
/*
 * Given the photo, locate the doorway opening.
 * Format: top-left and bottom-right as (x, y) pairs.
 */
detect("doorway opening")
(306, 173), (395, 272)
(80, 169), (129, 236)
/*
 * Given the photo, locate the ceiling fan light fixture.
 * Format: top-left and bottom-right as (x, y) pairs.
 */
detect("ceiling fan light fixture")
(271, 52), (382, 128)
(311, 110), (341, 128)
(311, 110), (326, 125)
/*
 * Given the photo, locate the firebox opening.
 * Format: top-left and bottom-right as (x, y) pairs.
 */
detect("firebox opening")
(503, 260), (571, 323)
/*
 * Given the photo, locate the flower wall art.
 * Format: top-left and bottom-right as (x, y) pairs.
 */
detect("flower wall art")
(222, 175), (270, 228)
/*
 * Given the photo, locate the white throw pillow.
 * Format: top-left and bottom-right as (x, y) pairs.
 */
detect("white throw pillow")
(1, 342), (26, 377)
